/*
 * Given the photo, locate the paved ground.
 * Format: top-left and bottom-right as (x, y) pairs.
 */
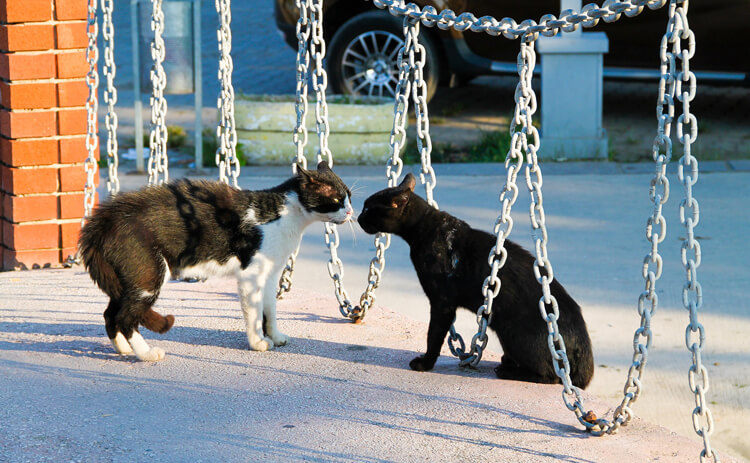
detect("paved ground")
(5, 2), (746, 462)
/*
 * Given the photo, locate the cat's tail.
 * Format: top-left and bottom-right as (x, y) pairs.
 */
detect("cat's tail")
(570, 335), (595, 390)
(78, 219), (123, 300)
(142, 308), (175, 334)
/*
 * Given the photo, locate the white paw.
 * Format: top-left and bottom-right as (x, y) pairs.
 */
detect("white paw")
(111, 333), (133, 354)
(137, 347), (166, 362)
(249, 336), (274, 352)
(270, 332), (289, 347)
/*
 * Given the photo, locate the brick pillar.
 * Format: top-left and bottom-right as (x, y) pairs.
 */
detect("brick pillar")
(0, 0), (98, 270)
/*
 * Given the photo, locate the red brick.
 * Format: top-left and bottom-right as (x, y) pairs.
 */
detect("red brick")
(57, 80), (88, 107)
(0, 24), (55, 52)
(59, 164), (95, 192)
(0, 138), (58, 167)
(55, 0), (88, 21)
(3, 221), (58, 250)
(0, 52), (56, 80)
(0, 0), (53, 23)
(60, 221), (79, 248)
(59, 136), (95, 163)
(3, 194), (57, 222)
(1, 166), (58, 195)
(55, 21), (87, 49)
(0, 109), (56, 138)
(56, 50), (88, 78)
(3, 248), (60, 270)
(0, 81), (56, 109)
(59, 192), (90, 219)
(57, 107), (87, 135)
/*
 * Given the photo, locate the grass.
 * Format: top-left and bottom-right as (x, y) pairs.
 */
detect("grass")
(400, 129), (511, 164)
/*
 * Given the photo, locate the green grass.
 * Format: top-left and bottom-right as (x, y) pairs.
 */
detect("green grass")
(400, 130), (511, 164)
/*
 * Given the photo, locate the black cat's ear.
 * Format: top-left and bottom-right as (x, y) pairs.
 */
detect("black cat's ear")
(317, 161), (331, 172)
(391, 191), (410, 209)
(399, 173), (416, 192)
(296, 163), (314, 181)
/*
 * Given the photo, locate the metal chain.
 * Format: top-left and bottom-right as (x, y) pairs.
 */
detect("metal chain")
(307, 0), (357, 314)
(371, 0), (668, 39)
(83, 0), (99, 222)
(447, 42), (528, 367)
(276, 0), (312, 300)
(215, 0), (239, 187)
(147, 0), (169, 185)
(671, 1), (718, 461)
(101, 0), (119, 196)
(351, 13), (414, 320)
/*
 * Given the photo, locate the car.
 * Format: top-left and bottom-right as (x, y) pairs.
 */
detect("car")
(274, 0), (749, 100)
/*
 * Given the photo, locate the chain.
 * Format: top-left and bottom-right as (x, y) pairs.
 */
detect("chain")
(215, 0), (239, 187)
(372, 0), (668, 39)
(276, 0), (312, 300)
(83, 0), (99, 223)
(147, 0), (168, 185)
(670, 1), (718, 461)
(307, 0), (356, 314)
(101, 0), (119, 196)
(448, 42), (528, 367)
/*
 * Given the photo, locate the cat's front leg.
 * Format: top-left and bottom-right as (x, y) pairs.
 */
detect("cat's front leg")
(410, 303), (456, 372)
(262, 277), (288, 347)
(237, 278), (274, 351)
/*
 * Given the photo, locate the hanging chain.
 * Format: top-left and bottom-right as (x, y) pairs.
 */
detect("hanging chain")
(307, 0), (356, 314)
(671, 1), (718, 461)
(276, 0), (312, 300)
(351, 13), (416, 320)
(447, 41), (530, 366)
(147, 0), (169, 185)
(101, 0), (119, 196)
(371, 0), (668, 39)
(82, 0), (99, 222)
(215, 0), (239, 187)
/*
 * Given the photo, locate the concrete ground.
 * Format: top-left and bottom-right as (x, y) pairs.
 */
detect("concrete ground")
(2, 165), (746, 462)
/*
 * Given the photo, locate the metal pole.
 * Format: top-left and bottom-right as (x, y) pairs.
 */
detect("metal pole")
(131, 0), (144, 173)
(193, 0), (203, 172)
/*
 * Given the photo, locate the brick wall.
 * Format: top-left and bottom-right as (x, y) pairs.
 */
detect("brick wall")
(0, 0), (98, 270)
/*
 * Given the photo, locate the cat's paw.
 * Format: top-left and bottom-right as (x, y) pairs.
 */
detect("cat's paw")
(111, 333), (133, 355)
(269, 332), (289, 347)
(249, 336), (274, 352)
(137, 347), (166, 362)
(409, 355), (435, 372)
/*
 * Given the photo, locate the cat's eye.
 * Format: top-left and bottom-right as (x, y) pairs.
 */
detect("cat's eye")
(333, 198), (340, 203)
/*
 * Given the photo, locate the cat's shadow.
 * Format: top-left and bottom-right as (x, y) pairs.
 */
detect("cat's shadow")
(0, 319), (493, 378)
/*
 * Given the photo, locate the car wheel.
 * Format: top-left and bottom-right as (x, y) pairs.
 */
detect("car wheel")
(327, 10), (441, 102)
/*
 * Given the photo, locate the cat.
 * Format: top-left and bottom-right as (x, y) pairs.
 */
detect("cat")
(79, 161), (353, 362)
(357, 173), (594, 388)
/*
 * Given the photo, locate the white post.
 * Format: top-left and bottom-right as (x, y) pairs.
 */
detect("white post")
(538, 0), (609, 159)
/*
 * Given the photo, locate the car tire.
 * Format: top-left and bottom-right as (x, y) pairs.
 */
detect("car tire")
(327, 10), (441, 102)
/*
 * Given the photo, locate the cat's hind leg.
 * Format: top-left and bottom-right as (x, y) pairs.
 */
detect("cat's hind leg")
(104, 300), (133, 355)
(262, 276), (288, 347)
(115, 292), (166, 362)
(494, 355), (559, 385)
(238, 278), (273, 351)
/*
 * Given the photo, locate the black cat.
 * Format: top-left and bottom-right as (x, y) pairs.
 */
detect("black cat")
(357, 173), (594, 388)
(79, 162), (353, 361)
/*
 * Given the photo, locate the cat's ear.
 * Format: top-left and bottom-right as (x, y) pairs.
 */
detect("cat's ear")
(296, 163), (315, 181)
(399, 173), (416, 192)
(391, 191), (410, 209)
(317, 161), (331, 172)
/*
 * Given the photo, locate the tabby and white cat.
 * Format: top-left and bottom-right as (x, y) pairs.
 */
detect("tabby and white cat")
(79, 162), (352, 361)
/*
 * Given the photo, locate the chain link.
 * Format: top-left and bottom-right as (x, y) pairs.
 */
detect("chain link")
(448, 42), (529, 367)
(276, 0), (312, 300)
(147, 0), (169, 185)
(101, 0), (119, 196)
(372, 0), (668, 40)
(83, 0), (99, 222)
(671, 1), (718, 461)
(215, 0), (240, 187)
